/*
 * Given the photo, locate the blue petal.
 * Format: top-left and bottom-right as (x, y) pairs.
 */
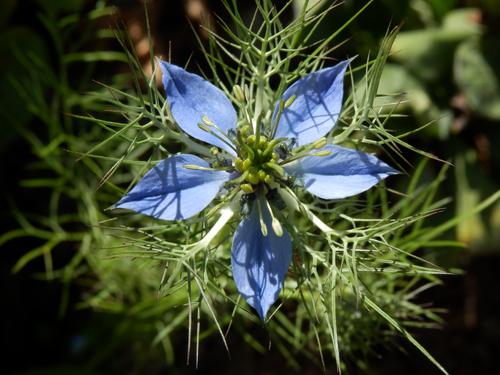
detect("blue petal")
(116, 154), (231, 220)
(284, 144), (398, 200)
(160, 61), (237, 155)
(273, 60), (350, 147)
(231, 199), (292, 319)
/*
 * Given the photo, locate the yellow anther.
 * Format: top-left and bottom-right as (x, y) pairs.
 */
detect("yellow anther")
(239, 124), (251, 136)
(246, 172), (260, 185)
(202, 115), (215, 126)
(247, 135), (256, 144)
(234, 157), (243, 171)
(233, 84), (245, 102)
(264, 175), (274, 184)
(312, 137), (327, 149)
(242, 158), (252, 170)
(272, 151), (279, 161)
(241, 184), (254, 193)
(258, 170), (267, 182)
(198, 123), (212, 132)
(263, 139), (282, 157)
(312, 150), (332, 157)
(264, 162), (285, 177)
(284, 95), (297, 108)
(271, 218), (283, 237)
(210, 147), (219, 155)
(258, 138), (268, 149)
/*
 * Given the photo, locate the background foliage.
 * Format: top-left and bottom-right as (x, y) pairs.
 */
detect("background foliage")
(1, 0), (499, 374)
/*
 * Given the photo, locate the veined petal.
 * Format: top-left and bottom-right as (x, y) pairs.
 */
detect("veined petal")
(273, 60), (350, 147)
(284, 144), (398, 200)
(231, 200), (292, 319)
(116, 154), (230, 220)
(160, 61), (237, 155)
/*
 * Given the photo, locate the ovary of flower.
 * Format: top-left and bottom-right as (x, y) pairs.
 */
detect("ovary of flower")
(115, 59), (398, 320)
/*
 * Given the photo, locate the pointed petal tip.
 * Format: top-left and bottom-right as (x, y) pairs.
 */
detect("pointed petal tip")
(274, 59), (352, 147)
(115, 154), (230, 221)
(159, 61), (237, 155)
(231, 201), (292, 322)
(284, 144), (399, 200)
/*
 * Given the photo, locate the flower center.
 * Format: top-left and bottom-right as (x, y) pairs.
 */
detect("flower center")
(233, 126), (285, 194)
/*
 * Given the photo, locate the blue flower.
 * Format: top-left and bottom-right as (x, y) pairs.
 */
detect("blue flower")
(116, 60), (398, 319)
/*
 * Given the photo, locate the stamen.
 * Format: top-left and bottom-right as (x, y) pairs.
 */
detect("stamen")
(233, 84), (246, 102)
(310, 150), (332, 157)
(198, 123), (212, 133)
(246, 171), (260, 184)
(234, 157), (243, 171)
(284, 94), (297, 108)
(264, 162), (285, 177)
(198, 116), (237, 153)
(242, 158), (252, 170)
(256, 196), (268, 236)
(202, 115), (215, 126)
(197, 120), (237, 153)
(241, 183), (254, 194)
(264, 198), (283, 237)
(280, 149), (332, 165)
(312, 137), (327, 149)
(183, 164), (224, 171)
(262, 138), (283, 157)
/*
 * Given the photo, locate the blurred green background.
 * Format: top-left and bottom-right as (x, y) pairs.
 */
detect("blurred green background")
(1, 0), (499, 373)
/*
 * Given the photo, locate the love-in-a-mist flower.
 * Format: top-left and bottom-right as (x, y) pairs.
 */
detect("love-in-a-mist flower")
(116, 60), (397, 319)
